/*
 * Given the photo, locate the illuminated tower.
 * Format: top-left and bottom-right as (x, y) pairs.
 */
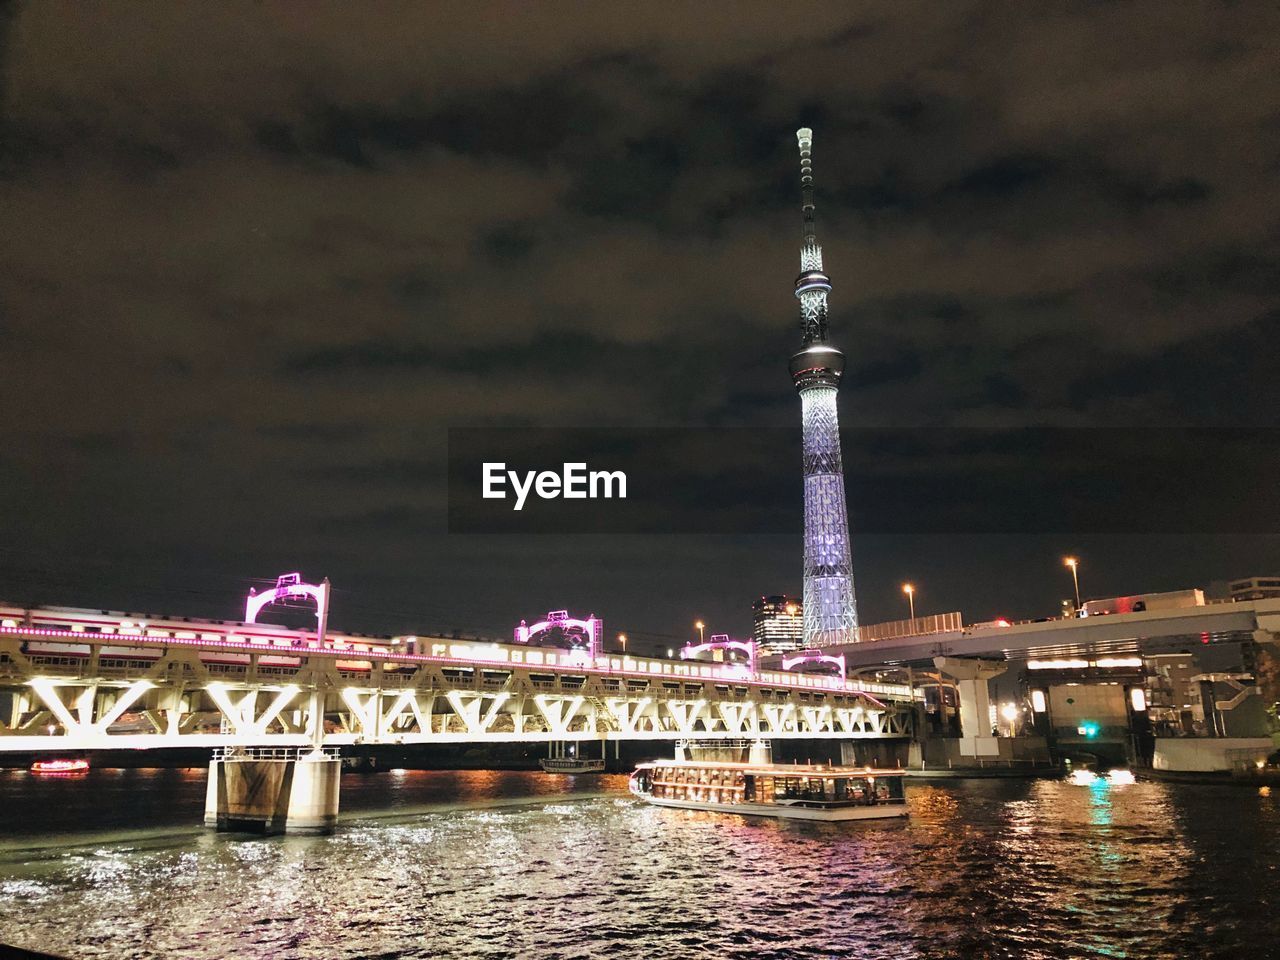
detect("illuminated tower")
(789, 127), (859, 645)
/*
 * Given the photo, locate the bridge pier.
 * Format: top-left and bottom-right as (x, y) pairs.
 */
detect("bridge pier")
(204, 748), (341, 835)
(840, 739), (903, 768)
(934, 657), (1007, 758)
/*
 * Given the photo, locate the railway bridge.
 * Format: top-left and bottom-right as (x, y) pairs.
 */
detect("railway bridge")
(0, 624), (916, 753)
(0, 601), (919, 834)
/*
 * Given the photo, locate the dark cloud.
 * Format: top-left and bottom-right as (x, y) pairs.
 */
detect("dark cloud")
(0, 1), (1277, 637)
(975, 373), (1028, 409)
(565, 137), (684, 219)
(329, 505), (439, 533)
(284, 339), (437, 374)
(947, 153), (1059, 199)
(1149, 247), (1280, 301)
(848, 351), (924, 390)
(320, 458), (441, 486)
(1069, 307), (1280, 423)
(479, 222), (538, 265)
(257, 422), (369, 443)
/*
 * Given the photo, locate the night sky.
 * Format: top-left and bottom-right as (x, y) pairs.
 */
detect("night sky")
(1, 3), (1277, 645)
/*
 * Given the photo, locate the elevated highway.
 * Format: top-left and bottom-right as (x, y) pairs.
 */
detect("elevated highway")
(832, 598), (1280, 669)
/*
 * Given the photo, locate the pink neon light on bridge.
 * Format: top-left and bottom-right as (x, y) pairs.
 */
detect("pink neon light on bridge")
(514, 610), (602, 659)
(781, 650), (847, 680)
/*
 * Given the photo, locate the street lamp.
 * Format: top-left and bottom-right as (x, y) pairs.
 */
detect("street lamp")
(618, 633), (627, 654)
(695, 620), (705, 643)
(1064, 557), (1081, 609)
(902, 583), (916, 629)
(1000, 702), (1020, 737)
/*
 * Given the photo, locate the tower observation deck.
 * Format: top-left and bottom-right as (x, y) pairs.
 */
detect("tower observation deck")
(789, 128), (859, 645)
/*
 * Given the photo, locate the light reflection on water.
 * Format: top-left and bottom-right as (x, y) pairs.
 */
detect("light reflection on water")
(0, 770), (1276, 959)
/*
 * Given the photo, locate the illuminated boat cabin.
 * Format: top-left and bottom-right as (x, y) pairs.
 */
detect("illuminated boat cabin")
(630, 760), (907, 821)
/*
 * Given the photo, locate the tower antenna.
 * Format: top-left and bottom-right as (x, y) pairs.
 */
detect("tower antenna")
(797, 126), (816, 242)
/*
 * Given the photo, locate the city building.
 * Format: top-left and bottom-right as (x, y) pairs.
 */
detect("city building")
(1229, 576), (1280, 601)
(751, 595), (804, 655)
(789, 128), (859, 647)
(1144, 653), (1204, 736)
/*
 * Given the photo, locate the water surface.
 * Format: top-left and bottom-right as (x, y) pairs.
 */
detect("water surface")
(0, 769), (1276, 959)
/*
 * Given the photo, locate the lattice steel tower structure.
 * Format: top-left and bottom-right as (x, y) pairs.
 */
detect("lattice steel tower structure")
(789, 127), (859, 646)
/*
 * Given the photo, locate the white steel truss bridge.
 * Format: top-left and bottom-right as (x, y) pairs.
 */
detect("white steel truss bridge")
(0, 627), (918, 752)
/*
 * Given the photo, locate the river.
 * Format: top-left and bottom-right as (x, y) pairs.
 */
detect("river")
(0, 768), (1276, 959)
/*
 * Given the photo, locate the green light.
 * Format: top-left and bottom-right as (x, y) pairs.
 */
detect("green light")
(1078, 721), (1101, 739)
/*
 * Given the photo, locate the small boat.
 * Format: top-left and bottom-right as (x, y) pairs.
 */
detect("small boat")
(539, 757), (606, 774)
(31, 758), (90, 775)
(629, 759), (908, 821)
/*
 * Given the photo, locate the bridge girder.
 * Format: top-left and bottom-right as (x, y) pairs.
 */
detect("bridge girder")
(0, 633), (913, 751)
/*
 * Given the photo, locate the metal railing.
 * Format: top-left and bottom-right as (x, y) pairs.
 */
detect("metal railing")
(676, 738), (760, 751)
(846, 613), (965, 644)
(212, 745), (340, 762)
(923, 757), (1059, 769)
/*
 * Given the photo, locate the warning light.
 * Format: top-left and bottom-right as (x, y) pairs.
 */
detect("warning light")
(1077, 721), (1101, 739)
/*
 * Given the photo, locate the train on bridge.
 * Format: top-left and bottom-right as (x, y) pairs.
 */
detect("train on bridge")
(0, 601), (870, 693)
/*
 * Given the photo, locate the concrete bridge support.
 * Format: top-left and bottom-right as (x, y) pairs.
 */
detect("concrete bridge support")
(840, 739), (905, 768)
(934, 657), (1007, 759)
(204, 749), (341, 835)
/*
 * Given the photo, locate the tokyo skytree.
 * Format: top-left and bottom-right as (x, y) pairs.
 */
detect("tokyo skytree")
(789, 127), (859, 645)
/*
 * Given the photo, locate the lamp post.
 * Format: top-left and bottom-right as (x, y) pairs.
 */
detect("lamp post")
(618, 633), (627, 654)
(1064, 557), (1081, 610)
(902, 583), (916, 631)
(1000, 702), (1020, 738)
(695, 620), (705, 643)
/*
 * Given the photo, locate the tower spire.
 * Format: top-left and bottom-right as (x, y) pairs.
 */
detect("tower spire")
(793, 128), (831, 344)
(787, 126), (859, 647)
(798, 126), (817, 243)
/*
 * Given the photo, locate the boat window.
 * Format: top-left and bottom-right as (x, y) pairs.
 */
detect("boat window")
(869, 777), (902, 802)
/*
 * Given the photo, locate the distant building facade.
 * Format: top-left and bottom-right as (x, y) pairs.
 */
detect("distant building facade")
(1229, 576), (1280, 602)
(1144, 653), (1204, 736)
(752, 595), (804, 655)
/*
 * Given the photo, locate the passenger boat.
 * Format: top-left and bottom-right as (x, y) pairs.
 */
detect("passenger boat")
(30, 758), (90, 775)
(539, 757), (606, 774)
(629, 759), (908, 821)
